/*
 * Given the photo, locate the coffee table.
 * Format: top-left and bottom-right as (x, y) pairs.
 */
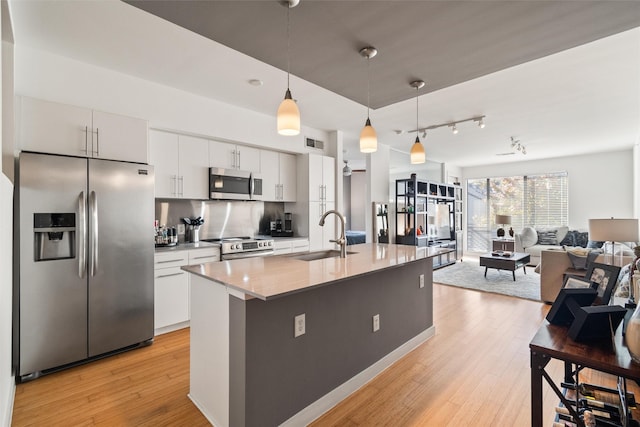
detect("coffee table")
(479, 252), (530, 281)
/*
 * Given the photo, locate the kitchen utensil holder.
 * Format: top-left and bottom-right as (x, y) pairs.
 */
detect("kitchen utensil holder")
(186, 225), (200, 243)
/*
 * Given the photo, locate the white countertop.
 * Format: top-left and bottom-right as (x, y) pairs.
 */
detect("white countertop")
(182, 243), (446, 300)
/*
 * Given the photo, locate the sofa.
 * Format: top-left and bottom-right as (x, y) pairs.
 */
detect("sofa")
(514, 226), (572, 266)
(539, 249), (634, 303)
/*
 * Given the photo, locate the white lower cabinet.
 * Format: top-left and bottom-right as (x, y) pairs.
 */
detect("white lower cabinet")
(273, 238), (310, 256)
(154, 246), (220, 334)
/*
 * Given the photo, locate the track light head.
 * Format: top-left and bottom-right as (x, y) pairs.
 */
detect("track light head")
(477, 117), (485, 128)
(451, 124), (458, 135)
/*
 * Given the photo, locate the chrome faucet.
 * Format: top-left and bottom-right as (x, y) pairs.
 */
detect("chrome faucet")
(319, 209), (347, 258)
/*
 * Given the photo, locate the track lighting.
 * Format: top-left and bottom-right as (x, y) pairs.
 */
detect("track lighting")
(510, 136), (527, 155)
(409, 115), (486, 136)
(276, 0), (300, 136)
(359, 46), (378, 153)
(422, 130), (427, 139)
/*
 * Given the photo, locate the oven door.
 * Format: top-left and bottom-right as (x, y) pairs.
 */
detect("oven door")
(210, 168), (251, 200)
(221, 250), (274, 260)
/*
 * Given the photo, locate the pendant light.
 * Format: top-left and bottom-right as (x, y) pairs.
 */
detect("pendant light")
(343, 160), (352, 176)
(277, 0), (300, 136)
(410, 80), (426, 164)
(359, 47), (378, 153)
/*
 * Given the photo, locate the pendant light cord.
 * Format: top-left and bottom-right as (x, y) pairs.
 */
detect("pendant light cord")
(286, 3), (291, 89)
(367, 56), (371, 120)
(416, 87), (419, 139)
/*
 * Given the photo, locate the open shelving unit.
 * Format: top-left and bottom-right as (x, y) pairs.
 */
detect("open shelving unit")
(395, 177), (462, 269)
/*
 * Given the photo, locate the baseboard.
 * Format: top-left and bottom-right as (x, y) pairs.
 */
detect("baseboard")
(154, 320), (189, 336)
(188, 393), (224, 427)
(281, 325), (436, 426)
(1, 379), (15, 427)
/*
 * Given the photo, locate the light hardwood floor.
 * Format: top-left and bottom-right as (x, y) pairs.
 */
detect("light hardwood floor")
(11, 283), (633, 426)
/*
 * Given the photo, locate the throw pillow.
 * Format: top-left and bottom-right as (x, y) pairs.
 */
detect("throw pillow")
(555, 226), (570, 244)
(537, 229), (558, 245)
(574, 232), (589, 248)
(566, 248), (602, 270)
(520, 226), (538, 248)
(559, 230), (576, 247)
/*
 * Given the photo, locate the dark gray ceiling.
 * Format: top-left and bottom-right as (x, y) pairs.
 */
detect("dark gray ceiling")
(126, 1), (640, 109)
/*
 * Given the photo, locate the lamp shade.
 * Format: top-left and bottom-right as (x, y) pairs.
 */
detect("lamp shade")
(495, 214), (512, 225)
(410, 137), (425, 164)
(588, 218), (639, 242)
(277, 89), (300, 136)
(359, 118), (377, 153)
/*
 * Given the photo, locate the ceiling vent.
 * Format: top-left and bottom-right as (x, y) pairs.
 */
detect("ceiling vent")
(305, 137), (324, 150)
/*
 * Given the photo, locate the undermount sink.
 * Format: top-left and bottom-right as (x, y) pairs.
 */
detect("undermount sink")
(293, 250), (357, 261)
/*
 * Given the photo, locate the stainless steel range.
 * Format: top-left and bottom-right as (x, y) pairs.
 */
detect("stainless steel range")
(202, 237), (275, 260)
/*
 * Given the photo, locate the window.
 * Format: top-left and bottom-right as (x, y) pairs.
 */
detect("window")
(467, 172), (568, 252)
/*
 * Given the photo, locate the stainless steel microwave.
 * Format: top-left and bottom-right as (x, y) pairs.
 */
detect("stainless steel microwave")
(209, 168), (263, 200)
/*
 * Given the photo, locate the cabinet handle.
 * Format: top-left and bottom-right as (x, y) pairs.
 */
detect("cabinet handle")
(191, 255), (216, 260)
(179, 176), (184, 196)
(237, 150), (241, 169)
(95, 128), (100, 156)
(231, 149), (236, 169)
(155, 272), (185, 279)
(82, 126), (89, 154)
(171, 175), (177, 196)
(156, 258), (185, 264)
(280, 184), (284, 200)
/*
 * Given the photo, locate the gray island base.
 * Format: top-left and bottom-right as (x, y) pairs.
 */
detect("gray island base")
(184, 243), (440, 426)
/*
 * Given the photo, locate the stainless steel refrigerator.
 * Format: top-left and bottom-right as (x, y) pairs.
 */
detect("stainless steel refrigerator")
(16, 152), (154, 381)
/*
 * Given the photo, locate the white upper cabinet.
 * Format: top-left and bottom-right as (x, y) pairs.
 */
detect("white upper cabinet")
(308, 154), (335, 202)
(178, 135), (210, 200)
(18, 96), (148, 163)
(92, 110), (149, 164)
(209, 140), (260, 172)
(279, 152), (298, 202)
(149, 130), (179, 198)
(260, 150), (297, 202)
(149, 130), (209, 199)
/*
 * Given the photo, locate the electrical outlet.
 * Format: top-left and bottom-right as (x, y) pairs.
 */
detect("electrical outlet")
(177, 224), (185, 235)
(294, 314), (306, 338)
(419, 274), (425, 288)
(373, 314), (380, 332)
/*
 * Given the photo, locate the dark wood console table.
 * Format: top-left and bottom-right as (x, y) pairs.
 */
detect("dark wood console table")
(530, 320), (640, 426)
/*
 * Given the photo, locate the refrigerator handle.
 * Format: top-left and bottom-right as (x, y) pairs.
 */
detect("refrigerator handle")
(89, 190), (99, 276)
(78, 191), (87, 278)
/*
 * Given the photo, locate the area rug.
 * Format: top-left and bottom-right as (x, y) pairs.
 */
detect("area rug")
(432, 260), (541, 302)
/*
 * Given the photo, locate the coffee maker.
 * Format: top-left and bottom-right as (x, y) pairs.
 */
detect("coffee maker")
(272, 212), (294, 237)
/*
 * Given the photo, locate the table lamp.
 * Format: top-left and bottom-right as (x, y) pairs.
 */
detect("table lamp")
(588, 218), (639, 267)
(495, 214), (512, 238)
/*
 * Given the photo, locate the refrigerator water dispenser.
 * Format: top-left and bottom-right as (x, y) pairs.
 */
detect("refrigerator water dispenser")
(33, 213), (76, 261)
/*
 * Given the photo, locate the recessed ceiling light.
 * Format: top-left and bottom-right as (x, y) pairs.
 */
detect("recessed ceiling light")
(248, 79), (263, 86)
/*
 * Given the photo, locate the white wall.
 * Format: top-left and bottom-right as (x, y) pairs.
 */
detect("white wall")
(462, 149), (634, 231)
(350, 171), (366, 231)
(14, 46), (329, 155)
(0, 4), (14, 425)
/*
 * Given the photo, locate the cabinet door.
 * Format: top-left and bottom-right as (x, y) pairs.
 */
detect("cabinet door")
(309, 201), (337, 251)
(179, 135), (209, 199)
(260, 150), (280, 201)
(322, 156), (336, 202)
(149, 130), (180, 198)
(280, 153), (298, 202)
(92, 110), (149, 163)
(308, 154), (324, 201)
(209, 140), (237, 169)
(19, 96), (92, 157)
(237, 145), (261, 172)
(154, 266), (190, 330)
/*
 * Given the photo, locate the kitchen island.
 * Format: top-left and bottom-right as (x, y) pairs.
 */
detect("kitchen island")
(183, 243), (444, 427)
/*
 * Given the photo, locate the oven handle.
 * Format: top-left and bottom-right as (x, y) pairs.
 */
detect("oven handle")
(222, 250), (275, 260)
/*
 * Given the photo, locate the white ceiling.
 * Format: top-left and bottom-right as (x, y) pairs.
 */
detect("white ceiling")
(7, 0), (640, 172)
